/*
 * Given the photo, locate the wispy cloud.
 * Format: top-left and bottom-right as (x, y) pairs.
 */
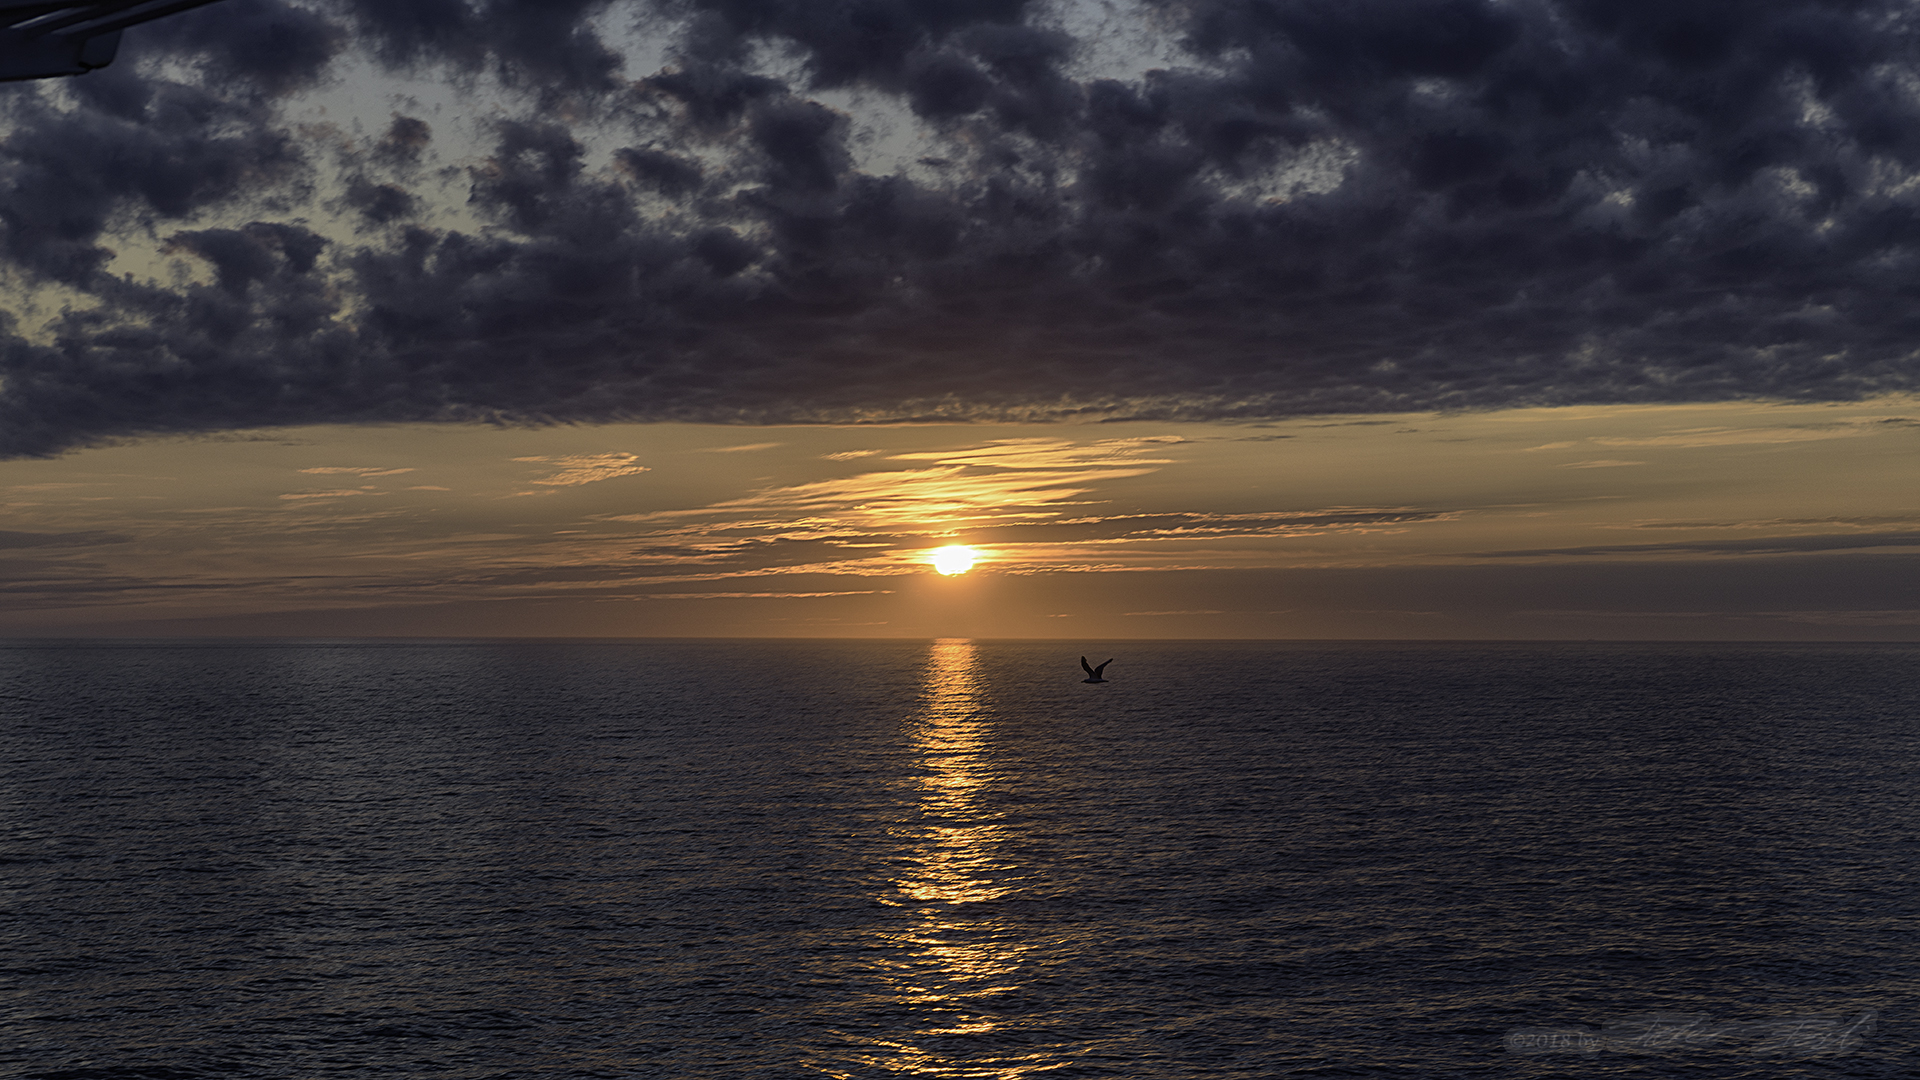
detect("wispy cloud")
(699, 443), (783, 454)
(1526, 418), (1908, 459)
(0, 529), (125, 549)
(278, 489), (371, 500)
(1591, 426), (1871, 448)
(615, 439), (1171, 532)
(614, 590), (891, 600)
(1761, 609), (1920, 626)
(1610, 515), (1920, 531)
(1459, 532), (1920, 559)
(512, 453), (651, 490)
(299, 467), (416, 477)
(588, 437), (1459, 578)
(887, 437), (1184, 469)
(1525, 608), (1920, 626)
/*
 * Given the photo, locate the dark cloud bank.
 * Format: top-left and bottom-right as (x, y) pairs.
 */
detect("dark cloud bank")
(6, 0), (1920, 455)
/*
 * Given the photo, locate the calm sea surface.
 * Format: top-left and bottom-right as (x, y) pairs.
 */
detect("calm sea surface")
(2, 639), (1914, 1079)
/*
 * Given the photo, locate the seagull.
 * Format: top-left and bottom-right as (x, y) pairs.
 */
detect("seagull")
(1081, 656), (1112, 683)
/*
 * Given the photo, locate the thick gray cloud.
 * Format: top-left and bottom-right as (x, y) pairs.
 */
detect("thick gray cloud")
(5, 0), (1920, 455)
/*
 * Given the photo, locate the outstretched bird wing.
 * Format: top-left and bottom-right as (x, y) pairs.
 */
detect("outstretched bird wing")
(0, 0), (231, 82)
(1093, 659), (1113, 678)
(1081, 656), (1095, 677)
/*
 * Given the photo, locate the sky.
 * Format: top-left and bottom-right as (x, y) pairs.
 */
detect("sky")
(2, 0), (1919, 639)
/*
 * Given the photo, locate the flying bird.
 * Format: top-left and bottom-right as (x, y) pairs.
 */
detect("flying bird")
(0, 0), (228, 81)
(1081, 657), (1112, 684)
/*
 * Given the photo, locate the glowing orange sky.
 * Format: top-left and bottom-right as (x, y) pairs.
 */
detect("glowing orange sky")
(1, 396), (1917, 639)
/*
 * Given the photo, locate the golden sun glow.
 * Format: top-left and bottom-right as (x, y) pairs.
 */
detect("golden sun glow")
(930, 545), (978, 575)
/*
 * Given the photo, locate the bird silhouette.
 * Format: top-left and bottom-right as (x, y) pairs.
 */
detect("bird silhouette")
(1081, 656), (1112, 683)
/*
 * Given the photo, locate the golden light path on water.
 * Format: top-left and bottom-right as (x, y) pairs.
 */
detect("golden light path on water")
(827, 639), (1060, 1079)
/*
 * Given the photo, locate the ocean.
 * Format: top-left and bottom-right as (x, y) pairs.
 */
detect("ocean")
(2, 639), (1913, 1078)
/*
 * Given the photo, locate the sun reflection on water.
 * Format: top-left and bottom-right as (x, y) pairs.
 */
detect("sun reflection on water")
(824, 638), (1058, 1080)
(901, 638), (1012, 905)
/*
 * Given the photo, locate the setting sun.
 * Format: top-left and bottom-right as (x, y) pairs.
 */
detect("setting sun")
(930, 545), (978, 576)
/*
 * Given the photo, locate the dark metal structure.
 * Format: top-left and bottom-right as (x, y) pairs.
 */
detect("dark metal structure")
(0, 0), (226, 80)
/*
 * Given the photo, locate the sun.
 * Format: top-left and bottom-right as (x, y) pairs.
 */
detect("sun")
(930, 544), (978, 575)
